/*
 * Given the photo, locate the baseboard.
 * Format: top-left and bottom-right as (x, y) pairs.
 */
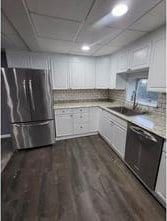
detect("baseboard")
(55, 131), (98, 141)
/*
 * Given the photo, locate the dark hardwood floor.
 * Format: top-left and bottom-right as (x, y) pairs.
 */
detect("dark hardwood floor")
(2, 135), (166, 221)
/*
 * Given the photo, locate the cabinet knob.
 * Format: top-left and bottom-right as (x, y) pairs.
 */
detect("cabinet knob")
(70, 114), (73, 117)
(80, 126), (83, 128)
(80, 116), (82, 118)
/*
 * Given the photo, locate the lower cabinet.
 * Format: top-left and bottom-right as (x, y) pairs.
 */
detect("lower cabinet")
(55, 114), (73, 137)
(55, 107), (98, 138)
(155, 150), (166, 203)
(99, 110), (127, 159)
(113, 123), (127, 158)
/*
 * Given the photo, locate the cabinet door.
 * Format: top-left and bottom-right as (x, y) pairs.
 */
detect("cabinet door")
(6, 51), (30, 68)
(84, 60), (95, 89)
(29, 53), (50, 70)
(51, 56), (69, 89)
(100, 115), (114, 145)
(113, 124), (127, 158)
(148, 37), (166, 92)
(129, 42), (151, 70)
(156, 151), (166, 202)
(56, 114), (73, 137)
(95, 57), (110, 88)
(118, 50), (129, 73)
(89, 107), (99, 132)
(70, 62), (85, 89)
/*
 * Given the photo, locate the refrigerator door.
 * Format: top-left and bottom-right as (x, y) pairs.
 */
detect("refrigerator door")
(1, 68), (31, 123)
(12, 120), (55, 149)
(27, 69), (53, 121)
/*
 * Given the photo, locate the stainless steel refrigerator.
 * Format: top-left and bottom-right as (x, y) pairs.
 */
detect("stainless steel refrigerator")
(1, 67), (55, 149)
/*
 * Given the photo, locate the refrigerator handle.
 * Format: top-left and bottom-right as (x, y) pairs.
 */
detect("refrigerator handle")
(28, 80), (35, 111)
(23, 80), (28, 101)
(14, 121), (50, 127)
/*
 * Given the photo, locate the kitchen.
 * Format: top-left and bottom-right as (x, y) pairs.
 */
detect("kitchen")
(1, 0), (166, 220)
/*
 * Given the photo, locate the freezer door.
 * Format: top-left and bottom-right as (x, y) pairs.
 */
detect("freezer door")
(1, 68), (31, 123)
(27, 69), (53, 121)
(12, 120), (55, 149)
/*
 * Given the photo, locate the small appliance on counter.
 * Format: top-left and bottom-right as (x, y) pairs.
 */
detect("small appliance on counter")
(2, 67), (55, 149)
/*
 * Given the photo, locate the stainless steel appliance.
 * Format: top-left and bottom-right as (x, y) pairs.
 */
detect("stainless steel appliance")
(1, 67), (55, 149)
(125, 123), (164, 190)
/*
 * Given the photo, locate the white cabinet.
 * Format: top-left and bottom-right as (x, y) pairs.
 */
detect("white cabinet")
(156, 149), (166, 203)
(84, 59), (95, 89)
(29, 53), (50, 70)
(95, 57), (110, 88)
(117, 50), (129, 73)
(112, 123), (127, 158)
(51, 55), (69, 89)
(55, 107), (98, 138)
(99, 110), (127, 158)
(70, 57), (95, 89)
(110, 55), (126, 90)
(129, 41), (151, 70)
(70, 61), (85, 89)
(148, 37), (166, 92)
(6, 50), (31, 68)
(89, 107), (99, 132)
(56, 114), (73, 136)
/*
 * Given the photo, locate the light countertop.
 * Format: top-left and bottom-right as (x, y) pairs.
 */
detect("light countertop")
(54, 101), (166, 139)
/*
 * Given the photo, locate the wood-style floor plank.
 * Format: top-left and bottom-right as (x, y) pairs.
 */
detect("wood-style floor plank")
(2, 135), (166, 221)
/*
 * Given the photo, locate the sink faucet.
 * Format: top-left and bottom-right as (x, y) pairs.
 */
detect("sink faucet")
(131, 90), (138, 110)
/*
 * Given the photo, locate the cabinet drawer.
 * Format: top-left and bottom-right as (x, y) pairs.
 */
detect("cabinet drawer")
(103, 110), (127, 129)
(74, 123), (89, 134)
(73, 107), (89, 113)
(55, 108), (73, 115)
(73, 113), (89, 123)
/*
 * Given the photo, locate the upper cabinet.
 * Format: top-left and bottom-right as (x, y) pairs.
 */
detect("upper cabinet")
(29, 53), (50, 70)
(95, 57), (110, 89)
(109, 54), (126, 90)
(117, 49), (129, 73)
(70, 57), (95, 89)
(51, 55), (69, 89)
(6, 51), (31, 68)
(129, 40), (151, 70)
(148, 29), (166, 92)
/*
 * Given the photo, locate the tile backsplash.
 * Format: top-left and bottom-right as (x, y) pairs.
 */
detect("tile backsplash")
(53, 89), (109, 102)
(108, 89), (166, 114)
(53, 89), (166, 114)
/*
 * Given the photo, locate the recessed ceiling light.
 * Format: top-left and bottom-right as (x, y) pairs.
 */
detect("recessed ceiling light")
(81, 45), (90, 51)
(112, 3), (128, 17)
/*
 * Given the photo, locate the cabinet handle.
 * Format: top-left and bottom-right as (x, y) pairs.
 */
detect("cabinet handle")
(70, 114), (73, 117)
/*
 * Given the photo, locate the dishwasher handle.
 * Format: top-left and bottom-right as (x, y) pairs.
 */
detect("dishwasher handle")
(130, 125), (158, 142)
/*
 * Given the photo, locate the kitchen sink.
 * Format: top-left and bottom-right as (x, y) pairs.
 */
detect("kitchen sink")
(107, 106), (146, 116)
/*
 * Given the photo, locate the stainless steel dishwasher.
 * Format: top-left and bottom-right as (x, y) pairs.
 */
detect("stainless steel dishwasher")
(125, 123), (164, 190)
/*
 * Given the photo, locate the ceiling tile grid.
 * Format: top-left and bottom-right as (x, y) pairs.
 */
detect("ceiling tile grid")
(2, 0), (166, 56)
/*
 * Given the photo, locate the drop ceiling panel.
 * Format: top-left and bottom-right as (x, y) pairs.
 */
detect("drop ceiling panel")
(31, 13), (80, 41)
(107, 30), (146, 47)
(37, 38), (74, 53)
(130, 1), (166, 32)
(26, 0), (94, 22)
(86, 0), (162, 29)
(94, 45), (121, 56)
(76, 24), (122, 45)
(69, 43), (102, 56)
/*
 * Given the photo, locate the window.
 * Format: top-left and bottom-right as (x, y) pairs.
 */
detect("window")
(126, 78), (159, 107)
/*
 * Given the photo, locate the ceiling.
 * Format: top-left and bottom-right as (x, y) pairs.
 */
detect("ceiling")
(1, 0), (166, 56)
